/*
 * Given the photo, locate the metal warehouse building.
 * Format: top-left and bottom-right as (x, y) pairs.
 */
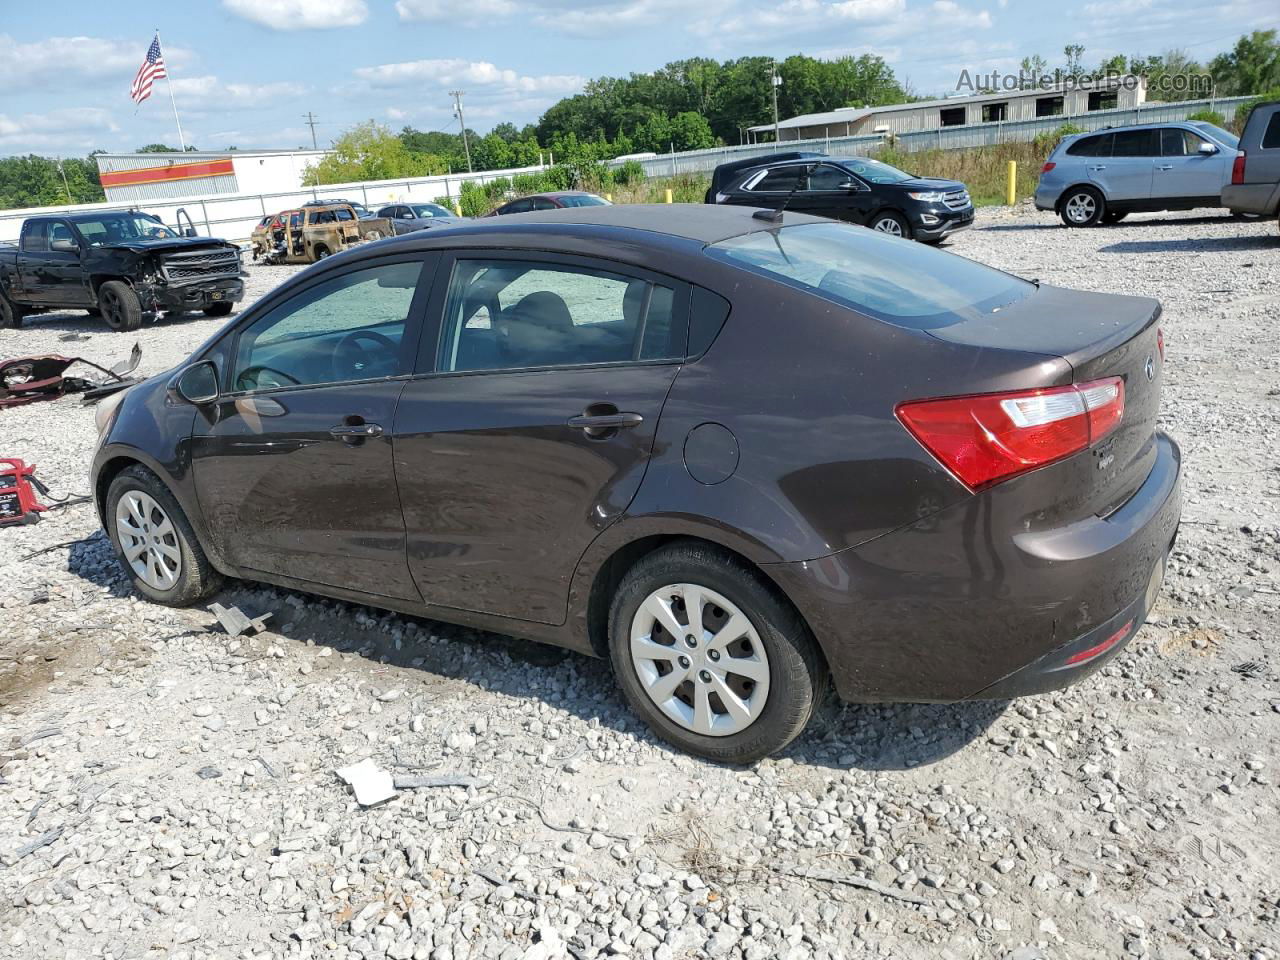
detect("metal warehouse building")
(750, 75), (1147, 142)
(95, 149), (330, 203)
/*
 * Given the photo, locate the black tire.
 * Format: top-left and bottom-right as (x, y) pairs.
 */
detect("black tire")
(868, 211), (912, 240)
(1103, 210), (1128, 224)
(608, 541), (828, 764)
(106, 464), (223, 606)
(1230, 211), (1261, 221)
(203, 302), (234, 317)
(98, 281), (143, 331)
(1059, 186), (1105, 227)
(0, 292), (23, 329)
(313, 244), (331, 260)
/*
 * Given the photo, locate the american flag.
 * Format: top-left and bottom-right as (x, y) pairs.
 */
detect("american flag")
(130, 35), (166, 104)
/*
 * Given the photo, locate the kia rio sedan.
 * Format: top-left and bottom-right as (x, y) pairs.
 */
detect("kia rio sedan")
(92, 205), (1181, 764)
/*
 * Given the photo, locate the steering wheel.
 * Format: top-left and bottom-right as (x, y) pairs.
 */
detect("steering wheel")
(236, 365), (300, 392)
(333, 330), (398, 382)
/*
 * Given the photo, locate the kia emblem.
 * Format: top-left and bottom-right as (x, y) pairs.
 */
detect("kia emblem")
(1145, 354), (1155, 381)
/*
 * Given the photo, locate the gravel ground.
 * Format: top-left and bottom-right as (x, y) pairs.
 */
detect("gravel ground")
(1, 208), (1278, 960)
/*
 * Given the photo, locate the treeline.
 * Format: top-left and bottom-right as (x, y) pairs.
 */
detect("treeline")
(0, 155), (105, 209)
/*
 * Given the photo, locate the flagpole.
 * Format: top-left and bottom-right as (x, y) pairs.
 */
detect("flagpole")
(155, 29), (187, 151)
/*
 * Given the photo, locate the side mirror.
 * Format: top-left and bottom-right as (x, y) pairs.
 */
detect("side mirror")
(1198, 142), (1218, 155)
(172, 361), (220, 405)
(838, 180), (859, 191)
(184, 227), (198, 237)
(50, 238), (78, 253)
(400, 212), (414, 219)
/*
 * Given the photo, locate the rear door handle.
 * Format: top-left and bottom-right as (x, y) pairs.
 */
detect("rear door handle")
(1088, 165), (1107, 171)
(1156, 164), (1174, 170)
(329, 422), (383, 439)
(567, 412), (643, 431)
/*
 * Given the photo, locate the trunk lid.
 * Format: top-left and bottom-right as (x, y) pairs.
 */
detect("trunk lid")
(927, 283), (1164, 518)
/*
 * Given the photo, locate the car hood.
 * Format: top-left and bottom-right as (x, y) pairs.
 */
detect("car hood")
(889, 177), (967, 192)
(93, 236), (236, 254)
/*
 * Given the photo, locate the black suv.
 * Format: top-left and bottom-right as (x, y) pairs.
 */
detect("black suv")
(707, 154), (973, 243)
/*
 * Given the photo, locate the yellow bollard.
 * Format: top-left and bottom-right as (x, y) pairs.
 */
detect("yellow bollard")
(453, 200), (463, 217)
(664, 188), (673, 204)
(605, 193), (613, 202)
(1006, 161), (1017, 206)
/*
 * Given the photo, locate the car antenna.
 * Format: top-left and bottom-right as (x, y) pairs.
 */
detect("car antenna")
(753, 164), (814, 224)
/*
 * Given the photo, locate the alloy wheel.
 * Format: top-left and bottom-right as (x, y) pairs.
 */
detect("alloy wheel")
(1065, 193), (1096, 224)
(101, 288), (125, 329)
(629, 583), (771, 737)
(872, 217), (903, 236)
(115, 490), (182, 590)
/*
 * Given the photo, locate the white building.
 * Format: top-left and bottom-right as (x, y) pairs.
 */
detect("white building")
(96, 149), (331, 203)
(749, 76), (1148, 142)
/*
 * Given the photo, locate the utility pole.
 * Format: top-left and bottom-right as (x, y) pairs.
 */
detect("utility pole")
(770, 59), (782, 145)
(302, 112), (319, 150)
(450, 90), (473, 172)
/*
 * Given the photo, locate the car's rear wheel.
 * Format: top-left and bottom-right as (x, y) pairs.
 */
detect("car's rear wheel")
(0, 293), (23, 329)
(608, 542), (827, 764)
(203, 302), (234, 317)
(99, 281), (143, 331)
(870, 212), (911, 238)
(313, 244), (331, 260)
(1103, 210), (1128, 224)
(106, 465), (223, 606)
(1060, 187), (1104, 227)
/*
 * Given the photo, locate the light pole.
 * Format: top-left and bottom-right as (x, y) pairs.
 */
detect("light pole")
(450, 90), (473, 173)
(771, 60), (782, 145)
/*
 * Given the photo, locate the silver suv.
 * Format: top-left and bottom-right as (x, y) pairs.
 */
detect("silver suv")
(1221, 101), (1280, 231)
(1035, 121), (1239, 226)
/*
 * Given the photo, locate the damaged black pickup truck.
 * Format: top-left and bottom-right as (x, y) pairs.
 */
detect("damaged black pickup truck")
(0, 211), (245, 331)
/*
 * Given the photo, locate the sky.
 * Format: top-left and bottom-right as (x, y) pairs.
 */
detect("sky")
(0, 0), (1276, 156)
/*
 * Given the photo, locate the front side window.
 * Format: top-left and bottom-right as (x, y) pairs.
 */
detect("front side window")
(411, 203), (453, 218)
(805, 165), (851, 191)
(21, 222), (50, 253)
(707, 221), (1032, 330)
(1161, 128), (1209, 156)
(439, 259), (678, 372)
(233, 261), (422, 392)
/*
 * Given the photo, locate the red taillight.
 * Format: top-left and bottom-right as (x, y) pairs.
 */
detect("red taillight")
(896, 377), (1125, 491)
(1231, 150), (1246, 185)
(1065, 619), (1133, 666)
(1156, 327), (1164, 362)
(1041, 161), (1056, 174)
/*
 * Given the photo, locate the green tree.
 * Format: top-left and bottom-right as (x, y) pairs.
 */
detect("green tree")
(304, 121), (445, 185)
(1209, 30), (1280, 95)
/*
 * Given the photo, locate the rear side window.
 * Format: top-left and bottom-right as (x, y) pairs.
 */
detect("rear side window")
(752, 167), (802, 191)
(439, 259), (679, 372)
(706, 221), (1033, 330)
(1066, 134), (1111, 157)
(1112, 130), (1158, 157)
(1264, 113), (1280, 150)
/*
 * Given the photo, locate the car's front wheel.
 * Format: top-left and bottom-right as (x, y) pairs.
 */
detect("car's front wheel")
(608, 542), (827, 764)
(106, 465), (223, 606)
(0, 293), (23, 329)
(99, 281), (143, 331)
(869, 211), (911, 239)
(1060, 187), (1105, 226)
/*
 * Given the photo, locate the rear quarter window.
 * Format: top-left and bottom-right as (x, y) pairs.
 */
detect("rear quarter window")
(1263, 113), (1280, 150)
(706, 221), (1033, 330)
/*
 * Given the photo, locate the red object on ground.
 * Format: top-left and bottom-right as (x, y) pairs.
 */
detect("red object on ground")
(0, 458), (50, 525)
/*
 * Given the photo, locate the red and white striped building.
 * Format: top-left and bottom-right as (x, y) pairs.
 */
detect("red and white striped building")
(95, 150), (330, 203)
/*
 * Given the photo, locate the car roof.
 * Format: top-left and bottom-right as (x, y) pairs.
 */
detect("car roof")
(357, 203), (832, 249)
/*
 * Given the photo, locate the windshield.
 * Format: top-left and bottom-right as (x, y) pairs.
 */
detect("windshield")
(75, 214), (177, 245)
(836, 157), (914, 184)
(411, 203), (454, 218)
(706, 221), (1033, 329)
(1192, 122), (1239, 149)
(557, 194), (610, 207)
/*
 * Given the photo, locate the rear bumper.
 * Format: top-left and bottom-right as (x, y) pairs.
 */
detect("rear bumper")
(767, 431), (1182, 703)
(1221, 183), (1278, 216)
(1034, 183), (1061, 211)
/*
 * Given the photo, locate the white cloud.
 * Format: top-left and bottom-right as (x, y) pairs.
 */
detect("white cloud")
(222, 0), (369, 31)
(395, 0), (518, 24)
(355, 59), (584, 95)
(170, 75), (309, 108)
(0, 34), (193, 90)
(0, 108), (119, 149)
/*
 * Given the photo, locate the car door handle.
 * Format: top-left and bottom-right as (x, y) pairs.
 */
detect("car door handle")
(1156, 164), (1174, 170)
(1088, 165), (1107, 171)
(567, 412), (643, 431)
(329, 422), (383, 439)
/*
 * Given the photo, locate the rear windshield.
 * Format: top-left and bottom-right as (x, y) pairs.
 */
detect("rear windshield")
(706, 221), (1034, 330)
